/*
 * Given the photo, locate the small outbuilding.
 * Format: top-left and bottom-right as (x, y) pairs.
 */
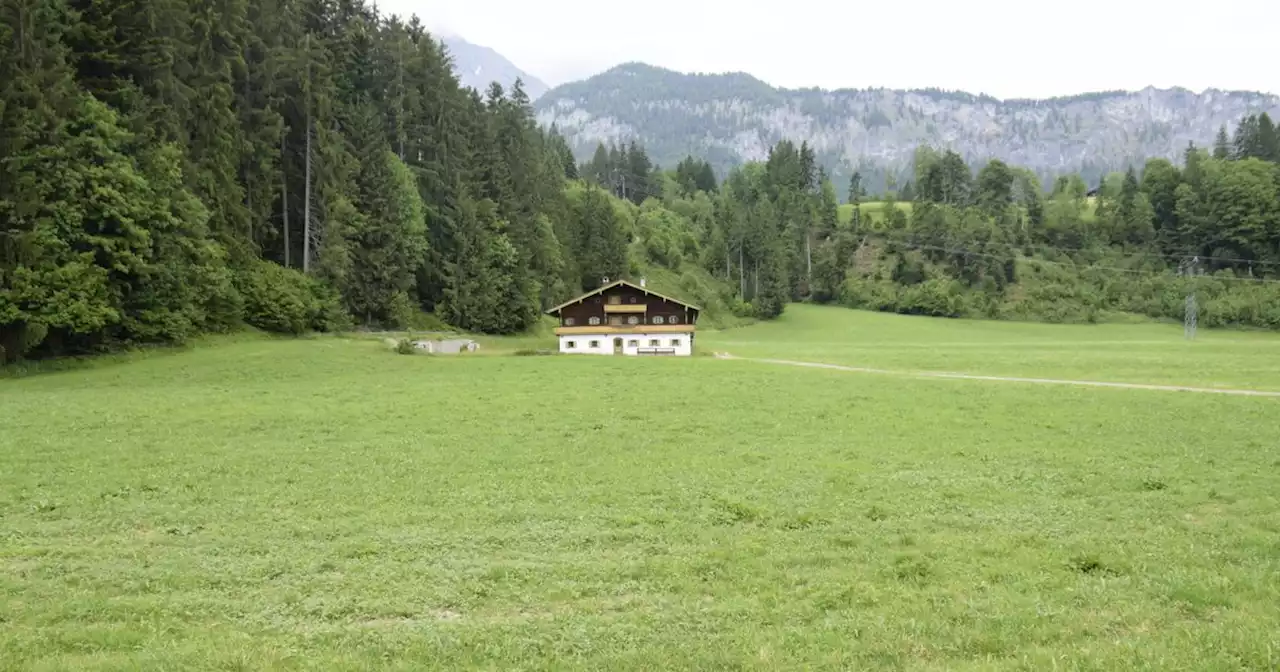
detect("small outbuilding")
(412, 338), (479, 354)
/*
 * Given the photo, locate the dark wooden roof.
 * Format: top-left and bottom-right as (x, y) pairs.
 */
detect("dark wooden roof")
(545, 279), (702, 314)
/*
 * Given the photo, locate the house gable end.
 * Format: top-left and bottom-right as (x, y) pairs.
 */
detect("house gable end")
(545, 280), (701, 317)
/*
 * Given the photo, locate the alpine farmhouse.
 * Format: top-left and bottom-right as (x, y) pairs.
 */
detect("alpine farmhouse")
(546, 279), (700, 356)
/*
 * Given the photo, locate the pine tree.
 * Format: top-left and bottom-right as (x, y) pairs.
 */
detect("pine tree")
(847, 171), (864, 230)
(1257, 112), (1279, 163)
(570, 185), (628, 291)
(186, 0), (251, 256)
(817, 176), (839, 240)
(625, 140), (653, 204)
(798, 141), (816, 192)
(1214, 124), (1232, 159)
(584, 142), (609, 186)
(344, 100), (427, 326)
(547, 125), (577, 180)
(752, 241), (788, 319)
(695, 161), (717, 193)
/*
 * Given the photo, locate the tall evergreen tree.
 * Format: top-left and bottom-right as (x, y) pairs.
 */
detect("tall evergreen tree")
(1214, 125), (1232, 159)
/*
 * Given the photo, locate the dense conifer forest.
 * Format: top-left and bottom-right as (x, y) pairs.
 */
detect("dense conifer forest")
(3, 0), (1280, 364)
(0, 0), (740, 362)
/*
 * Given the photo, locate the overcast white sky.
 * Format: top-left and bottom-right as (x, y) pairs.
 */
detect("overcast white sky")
(385, 0), (1278, 99)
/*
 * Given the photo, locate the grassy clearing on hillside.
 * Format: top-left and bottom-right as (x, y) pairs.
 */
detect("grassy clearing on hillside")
(3, 318), (1280, 670)
(837, 197), (1100, 225)
(837, 201), (914, 224)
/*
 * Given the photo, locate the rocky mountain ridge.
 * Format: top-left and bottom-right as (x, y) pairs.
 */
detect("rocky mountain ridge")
(534, 62), (1280, 190)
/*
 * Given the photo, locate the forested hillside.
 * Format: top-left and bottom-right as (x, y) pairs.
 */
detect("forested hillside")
(0, 0), (739, 363)
(587, 116), (1280, 329)
(537, 63), (1280, 197)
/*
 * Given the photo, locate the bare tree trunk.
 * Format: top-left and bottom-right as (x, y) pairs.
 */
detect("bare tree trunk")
(303, 114), (312, 273)
(396, 42), (405, 160)
(754, 264), (759, 299)
(302, 33), (313, 274)
(281, 133), (290, 268)
(738, 246), (745, 297)
(242, 54), (253, 245)
(805, 234), (812, 284)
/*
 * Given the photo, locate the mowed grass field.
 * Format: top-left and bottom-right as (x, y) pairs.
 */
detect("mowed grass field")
(706, 305), (1280, 392)
(4, 308), (1280, 670)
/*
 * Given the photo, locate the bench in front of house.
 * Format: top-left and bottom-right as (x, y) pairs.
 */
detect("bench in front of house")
(636, 347), (677, 355)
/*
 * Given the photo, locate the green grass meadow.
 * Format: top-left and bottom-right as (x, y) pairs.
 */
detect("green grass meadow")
(3, 307), (1280, 670)
(837, 197), (1098, 226)
(710, 305), (1280, 391)
(838, 201), (915, 224)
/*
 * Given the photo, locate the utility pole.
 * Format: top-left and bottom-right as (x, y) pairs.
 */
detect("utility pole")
(1181, 256), (1200, 340)
(611, 167), (627, 203)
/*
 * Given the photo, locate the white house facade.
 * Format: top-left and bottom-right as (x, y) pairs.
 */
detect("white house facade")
(557, 332), (693, 356)
(546, 279), (701, 357)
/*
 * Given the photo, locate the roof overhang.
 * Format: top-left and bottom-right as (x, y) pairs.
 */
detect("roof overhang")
(544, 279), (702, 315)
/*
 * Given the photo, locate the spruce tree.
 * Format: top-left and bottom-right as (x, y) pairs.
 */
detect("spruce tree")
(186, 0), (251, 256)
(1214, 125), (1232, 159)
(695, 161), (717, 193)
(847, 171), (864, 230)
(1257, 113), (1279, 163)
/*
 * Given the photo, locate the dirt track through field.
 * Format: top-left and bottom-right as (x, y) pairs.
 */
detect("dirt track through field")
(713, 353), (1280, 398)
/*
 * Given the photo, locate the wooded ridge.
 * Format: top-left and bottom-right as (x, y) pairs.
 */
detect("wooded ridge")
(537, 62), (1280, 197)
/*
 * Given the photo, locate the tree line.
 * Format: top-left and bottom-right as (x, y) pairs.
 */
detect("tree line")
(674, 114), (1280, 328)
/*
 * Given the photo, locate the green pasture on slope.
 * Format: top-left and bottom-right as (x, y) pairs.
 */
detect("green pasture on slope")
(838, 201), (914, 224)
(836, 197), (1098, 225)
(2, 317), (1279, 670)
(701, 304), (1280, 391)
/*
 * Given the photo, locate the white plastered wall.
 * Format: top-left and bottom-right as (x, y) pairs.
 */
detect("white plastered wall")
(559, 332), (693, 356)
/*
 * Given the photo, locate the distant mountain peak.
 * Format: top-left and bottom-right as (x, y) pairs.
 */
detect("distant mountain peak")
(535, 62), (1280, 193)
(441, 36), (549, 101)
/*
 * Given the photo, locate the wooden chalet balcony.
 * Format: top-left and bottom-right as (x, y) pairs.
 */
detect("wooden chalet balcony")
(603, 304), (647, 313)
(555, 324), (695, 336)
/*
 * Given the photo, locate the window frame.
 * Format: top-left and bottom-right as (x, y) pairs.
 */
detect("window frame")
(566, 341), (577, 349)
(564, 317), (575, 326)
(589, 340), (600, 348)
(588, 316), (601, 326)
(652, 315), (664, 325)
(648, 339), (660, 347)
